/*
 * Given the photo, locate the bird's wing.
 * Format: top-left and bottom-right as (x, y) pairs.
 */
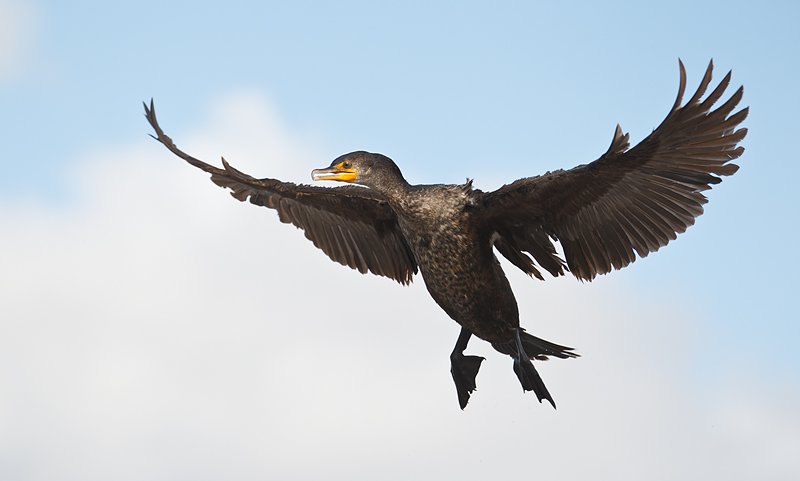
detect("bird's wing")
(480, 60), (747, 281)
(144, 100), (418, 284)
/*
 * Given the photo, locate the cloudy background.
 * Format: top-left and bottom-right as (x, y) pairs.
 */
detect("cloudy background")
(1, 1), (798, 480)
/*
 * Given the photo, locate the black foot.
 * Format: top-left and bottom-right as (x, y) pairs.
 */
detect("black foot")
(451, 354), (485, 409)
(513, 329), (556, 409)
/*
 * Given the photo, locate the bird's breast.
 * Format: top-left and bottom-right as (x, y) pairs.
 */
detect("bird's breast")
(393, 201), (519, 341)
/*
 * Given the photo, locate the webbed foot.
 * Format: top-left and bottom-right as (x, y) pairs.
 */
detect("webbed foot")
(513, 328), (556, 409)
(451, 353), (485, 409)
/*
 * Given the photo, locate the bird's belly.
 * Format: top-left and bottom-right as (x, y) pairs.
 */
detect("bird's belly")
(412, 233), (519, 343)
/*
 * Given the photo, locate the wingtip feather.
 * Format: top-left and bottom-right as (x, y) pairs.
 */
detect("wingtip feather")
(687, 59), (715, 106)
(672, 59), (688, 112)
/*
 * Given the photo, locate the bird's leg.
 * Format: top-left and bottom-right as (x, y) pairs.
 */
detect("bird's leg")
(512, 328), (557, 409)
(450, 328), (485, 410)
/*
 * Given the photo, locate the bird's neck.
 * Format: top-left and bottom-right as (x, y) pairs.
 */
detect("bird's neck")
(372, 176), (411, 203)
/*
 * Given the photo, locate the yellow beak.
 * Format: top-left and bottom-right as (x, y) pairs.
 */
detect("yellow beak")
(311, 165), (358, 183)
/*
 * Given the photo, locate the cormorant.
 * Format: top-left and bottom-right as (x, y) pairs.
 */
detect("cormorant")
(144, 60), (747, 409)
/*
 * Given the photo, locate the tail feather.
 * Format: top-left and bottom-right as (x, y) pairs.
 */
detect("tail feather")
(492, 329), (580, 361)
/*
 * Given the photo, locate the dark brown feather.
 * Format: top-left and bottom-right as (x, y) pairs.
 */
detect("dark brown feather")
(481, 60), (747, 281)
(143, 100), (417, 284)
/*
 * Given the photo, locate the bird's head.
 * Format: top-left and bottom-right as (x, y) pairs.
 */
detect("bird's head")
(311, 151), (406, 192)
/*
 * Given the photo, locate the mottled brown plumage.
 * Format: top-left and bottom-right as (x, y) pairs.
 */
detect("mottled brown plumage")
(145, 60), (747, 409)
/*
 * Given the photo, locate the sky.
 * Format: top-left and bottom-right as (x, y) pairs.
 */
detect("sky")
(1, 0), (799, 480)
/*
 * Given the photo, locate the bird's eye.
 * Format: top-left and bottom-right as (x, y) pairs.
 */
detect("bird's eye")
(343, 161), (352, 169)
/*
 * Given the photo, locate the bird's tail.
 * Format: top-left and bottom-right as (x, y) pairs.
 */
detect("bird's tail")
(492, 329), (578, 408)
(491, 329), (580, 361)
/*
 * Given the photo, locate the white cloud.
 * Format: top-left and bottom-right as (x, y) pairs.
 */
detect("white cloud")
(0, 0), (37, 81)
(0, 92), (797, 481)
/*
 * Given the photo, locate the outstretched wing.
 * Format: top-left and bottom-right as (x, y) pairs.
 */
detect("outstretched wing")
(481, 60), (747, 281)
(144, 100), (418, 284)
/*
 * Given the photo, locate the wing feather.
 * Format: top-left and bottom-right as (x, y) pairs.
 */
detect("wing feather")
(482, 60), (747, 281)
(144, 100), (417, 284)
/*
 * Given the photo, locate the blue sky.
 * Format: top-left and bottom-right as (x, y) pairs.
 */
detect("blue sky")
(1, 1), (799, 479)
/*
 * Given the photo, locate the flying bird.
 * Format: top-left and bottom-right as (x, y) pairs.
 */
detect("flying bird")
(145, 60), (747, 409)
